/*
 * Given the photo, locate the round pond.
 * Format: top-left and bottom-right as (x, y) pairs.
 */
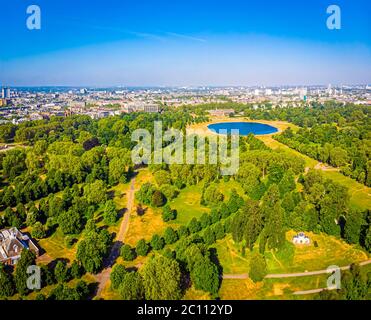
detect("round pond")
(207, 122), (278, 136)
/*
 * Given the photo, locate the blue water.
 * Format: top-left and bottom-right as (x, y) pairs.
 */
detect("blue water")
(207, 122), (278, 136)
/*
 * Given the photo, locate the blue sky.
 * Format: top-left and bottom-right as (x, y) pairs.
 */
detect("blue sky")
(1, 0), (370, 86)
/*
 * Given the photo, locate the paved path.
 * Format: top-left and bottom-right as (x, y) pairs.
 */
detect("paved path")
(293, 288), (329, 295)
(223, 259), (371, 280)
(95, 178), (136, 298)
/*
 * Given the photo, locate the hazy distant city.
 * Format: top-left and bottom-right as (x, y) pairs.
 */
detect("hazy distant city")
(1, 0), (370, 308)
(1, 85), (370, 124)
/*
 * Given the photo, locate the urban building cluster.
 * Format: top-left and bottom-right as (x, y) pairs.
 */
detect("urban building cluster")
(0, 85), (369, 124)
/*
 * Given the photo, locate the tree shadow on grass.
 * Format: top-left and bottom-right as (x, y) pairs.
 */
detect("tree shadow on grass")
(209, 247), (223, 291)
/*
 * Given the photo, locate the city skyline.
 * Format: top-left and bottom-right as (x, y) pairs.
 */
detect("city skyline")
(1, 0), (371, 86)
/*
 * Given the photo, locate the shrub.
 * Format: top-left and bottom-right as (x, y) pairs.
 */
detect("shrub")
(121, 244), (136, 261)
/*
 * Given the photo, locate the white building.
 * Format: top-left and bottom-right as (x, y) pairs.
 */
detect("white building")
(292, 232), (310, 245)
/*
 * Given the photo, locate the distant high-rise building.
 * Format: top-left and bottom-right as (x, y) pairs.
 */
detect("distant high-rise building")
(1, 87), (11, 99)
(299, 87), (308, 101)
(327, 84), (332, 96)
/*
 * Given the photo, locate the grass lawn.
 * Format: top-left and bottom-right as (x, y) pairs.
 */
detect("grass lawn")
(211, 234), (251, 275)
(183, 287), (212, 300)
(219, 278), (266, 300)
(111, 181), (130, 211)
(134, 168), (155, 190)
(214, 232), (369, 275)
(216, 179), (246, 200)
(258, 135), (370, 210)
(170, 184), (210, 225)
(98, 282), (122, 300)
(220, 261), (371, 300)
(124, 206), (172, 246)
(259, 135), (318, 168)
(25, 273), (97, 300)
(38, 228), (78, 263)
(171, 178), (245, 226)
(219, 274), (327, 300)
(320, 170), (371, 211)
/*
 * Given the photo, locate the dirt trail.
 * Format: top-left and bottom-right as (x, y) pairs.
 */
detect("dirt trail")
(94, 178), (135, 298)
(223, 259), (371, 280)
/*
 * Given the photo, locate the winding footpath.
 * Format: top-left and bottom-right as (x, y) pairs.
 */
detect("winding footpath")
(95, 178), (136, 298)
(223, 259), (371, 295)
(223, 259), (371, 280)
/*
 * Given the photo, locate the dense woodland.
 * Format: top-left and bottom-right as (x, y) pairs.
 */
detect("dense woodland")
(0, 102), (370, 300)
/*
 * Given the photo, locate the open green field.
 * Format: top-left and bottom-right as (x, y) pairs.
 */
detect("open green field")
(258, 135), (371, 210)
(321, 170), (371, 211)
(259, 135), (318, 168)
(217, 179), (246, 200)
(219, 274), (327, 300)
(220, 259), (371, 300)
(213, 232), (369, 275)
(38, 228), (79, 263)
(170, 179), (245, 225)
(218, 243), (370, 300)
(125, 205), (172, 246)
(170, 184), (210, 225)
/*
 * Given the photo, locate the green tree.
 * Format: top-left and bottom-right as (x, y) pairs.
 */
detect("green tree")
(150, 234), (165, 250)
(261, 185), (285, 250)
(103, 200), (118, 225)
(121, 244), (136, 261)
(249, 252), (267, 282)
(213, 222), (225, 240)
(177, 225), (189, 238)
(203, 227), (216, 245)
(341, 264), (368, 300)
(188, 218), (201, 233)
(227, 189), (244, 213)
(151, 190), (166, 207)
(160, 184), (179, 201)
(162, 205), (177, 222)
(108, 157), (128, 185)
(164, 227), (178, 245)
(135, 183), (155, 205)
(110, 264), (127, 290)
(202, 184), (224, 206)
(278, 169), (296, 197)
(70, 261), (84, 279)
(76, 229), (111, 274)
(191, 257), (220, 295)
(154, 170), (171, 187)
(200, 213), (212, 229)
(119, 272), (145, 300)
(243, 201), (263, 250)
(59, 209), (84, 235)
(319, 181), (348, 236)
(141, 255), (182, 300)
(83, 180), (107, 204)
(344, 210), (364, 245)
(31, 222), (46, 239)
(136, 239), (150, 256)
(0, 265), (15, 298)
(14, 250), (36, 296)
(54, 260), (70, 283)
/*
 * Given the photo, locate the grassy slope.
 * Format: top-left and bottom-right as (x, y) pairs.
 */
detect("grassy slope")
(258, 135), (371, 211)
(214, 232), (368, 275)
